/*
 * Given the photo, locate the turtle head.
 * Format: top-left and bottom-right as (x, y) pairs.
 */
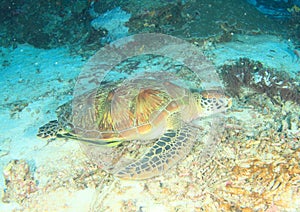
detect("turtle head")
(194, 90), (232, 117)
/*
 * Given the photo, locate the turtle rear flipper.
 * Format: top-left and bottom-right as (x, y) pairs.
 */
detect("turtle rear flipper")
(115, 125), (198, 180)
(37, 120), (61, 138)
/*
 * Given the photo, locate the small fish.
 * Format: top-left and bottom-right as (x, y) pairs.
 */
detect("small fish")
(293, 49), (300, 62)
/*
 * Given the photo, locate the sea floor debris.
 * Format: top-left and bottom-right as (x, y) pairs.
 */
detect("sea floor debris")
(5, 91), (299, 211)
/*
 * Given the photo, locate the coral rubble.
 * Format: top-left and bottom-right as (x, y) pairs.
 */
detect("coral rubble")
(2, 160), (37, 203)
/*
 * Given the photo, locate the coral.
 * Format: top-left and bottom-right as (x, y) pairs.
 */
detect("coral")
(287, 8), (300, 44)
(2, 160), (37, 203)
(218, 58), (300, 105)
(288, 5), (300, 13)
(90, 7), (131, 44)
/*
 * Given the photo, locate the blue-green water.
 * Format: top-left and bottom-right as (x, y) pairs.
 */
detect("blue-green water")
(0, 0), (299, 211)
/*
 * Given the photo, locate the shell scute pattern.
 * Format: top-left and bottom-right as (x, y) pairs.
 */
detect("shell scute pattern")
(37, 78), (231, 179)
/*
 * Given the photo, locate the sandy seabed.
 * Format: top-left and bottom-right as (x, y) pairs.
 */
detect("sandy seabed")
(0, 35), (299, 211)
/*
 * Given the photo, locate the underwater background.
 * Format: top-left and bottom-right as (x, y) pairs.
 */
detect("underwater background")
(0, 0), (299, 211)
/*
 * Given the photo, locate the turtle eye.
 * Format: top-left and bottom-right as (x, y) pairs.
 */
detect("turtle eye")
(65, 123), (74, 131)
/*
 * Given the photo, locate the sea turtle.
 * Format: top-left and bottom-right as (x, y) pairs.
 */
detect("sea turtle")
(37, 78), (232, 180)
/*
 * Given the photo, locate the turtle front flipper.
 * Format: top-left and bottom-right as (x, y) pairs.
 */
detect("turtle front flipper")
(115, 125), (198, 180)
(37, 120), (62, 139)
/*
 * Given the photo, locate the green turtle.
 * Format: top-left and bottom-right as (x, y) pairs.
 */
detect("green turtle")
(37, 78), (231, 180)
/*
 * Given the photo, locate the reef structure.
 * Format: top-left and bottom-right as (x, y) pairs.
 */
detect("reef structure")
(218, 58), (300, 105)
